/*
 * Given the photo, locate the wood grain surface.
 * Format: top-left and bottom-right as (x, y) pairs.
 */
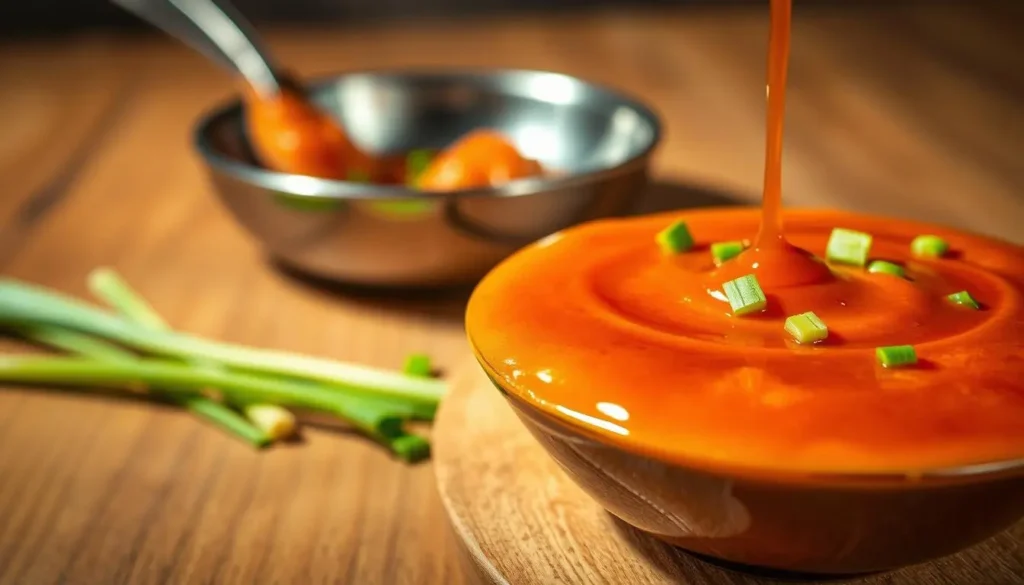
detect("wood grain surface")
(434, 365), (1024, 585)
(1, 3), (1022, 584)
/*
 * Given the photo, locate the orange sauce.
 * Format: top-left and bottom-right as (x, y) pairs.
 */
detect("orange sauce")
(243, 83), (544, 188)
(243, 85), (373, 180)
(416, 129), (544, 191)
(465, 0), (1024, 475)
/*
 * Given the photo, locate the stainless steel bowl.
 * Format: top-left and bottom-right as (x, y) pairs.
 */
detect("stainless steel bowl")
(193, 68), (661, 287)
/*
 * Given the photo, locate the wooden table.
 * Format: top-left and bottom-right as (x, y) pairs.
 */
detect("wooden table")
(1, 4), (1021, 584)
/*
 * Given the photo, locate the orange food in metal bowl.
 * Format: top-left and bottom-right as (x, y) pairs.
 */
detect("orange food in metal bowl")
(416, 129), (544, 191)
(243, 85), (374, 180)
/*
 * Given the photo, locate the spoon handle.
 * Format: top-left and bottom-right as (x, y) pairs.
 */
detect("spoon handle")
(111, 0), (282, 97)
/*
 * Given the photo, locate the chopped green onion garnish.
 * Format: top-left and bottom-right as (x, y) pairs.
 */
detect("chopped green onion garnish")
(723, 274), (767, 316)
(403, 353), (433, 378)
(656, 221), (694, 255)
(876, 345), (917, 368)
(405, 149), (434, 185)
(911, 234), (949, 258)
(947, 290), (980, 310)
(347, 169), (372, 183)
(711, 241), (745, 265)
(826, 228), (873, 267)
(867, 260), (905, 278)
(784, 312), (828, 344)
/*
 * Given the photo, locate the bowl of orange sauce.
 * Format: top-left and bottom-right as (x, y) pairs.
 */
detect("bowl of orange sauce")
(466, 208), (1024, 574)
(193, 69), (660, 287)
(466, 0), (1023, 572)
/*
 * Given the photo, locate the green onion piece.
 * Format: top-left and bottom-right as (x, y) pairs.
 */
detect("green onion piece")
(826, 228), (873, 267)
(867, 260), (905, 278)
(784, 312), (828, 344)
(367, 199), (436, 217)
(244, 404), (296, 440)
(656, 221), (694, 255)
(947, 290), (980, 310)
(405, 149), (434, 185)
(876, 345), (917, 368)
(403, 353), (433, 378)
(711, 241), (745, 265)
(911, 234), (950, 258)
(723, 274), (767, 316)
(346, 169), (372, 183)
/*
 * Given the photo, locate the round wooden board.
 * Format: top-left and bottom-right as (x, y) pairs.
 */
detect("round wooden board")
(433, 363), (1024, 585)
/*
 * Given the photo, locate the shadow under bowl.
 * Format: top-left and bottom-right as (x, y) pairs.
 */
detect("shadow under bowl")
(478, 373), (1024, 575)
(192, 68), (661, 287)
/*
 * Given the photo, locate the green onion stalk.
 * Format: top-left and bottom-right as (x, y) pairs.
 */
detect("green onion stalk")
(0, 356), (402, 434)
(0, 278), (445, 406)
(88, 268), (434, 450)
(87, 269), (294, 442)
(13, 324), (271, 448)
(0, 275), (440, 461)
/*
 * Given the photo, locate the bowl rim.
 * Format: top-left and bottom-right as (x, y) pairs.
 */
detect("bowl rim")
(466, 206), (1024, 486)
(191, 66), (663, 201)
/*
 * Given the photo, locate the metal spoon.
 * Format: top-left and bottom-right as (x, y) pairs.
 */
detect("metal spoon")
(110, 0), (282, 98)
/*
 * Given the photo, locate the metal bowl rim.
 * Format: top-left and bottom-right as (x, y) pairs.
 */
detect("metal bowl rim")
(191, 67), (663, 201)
